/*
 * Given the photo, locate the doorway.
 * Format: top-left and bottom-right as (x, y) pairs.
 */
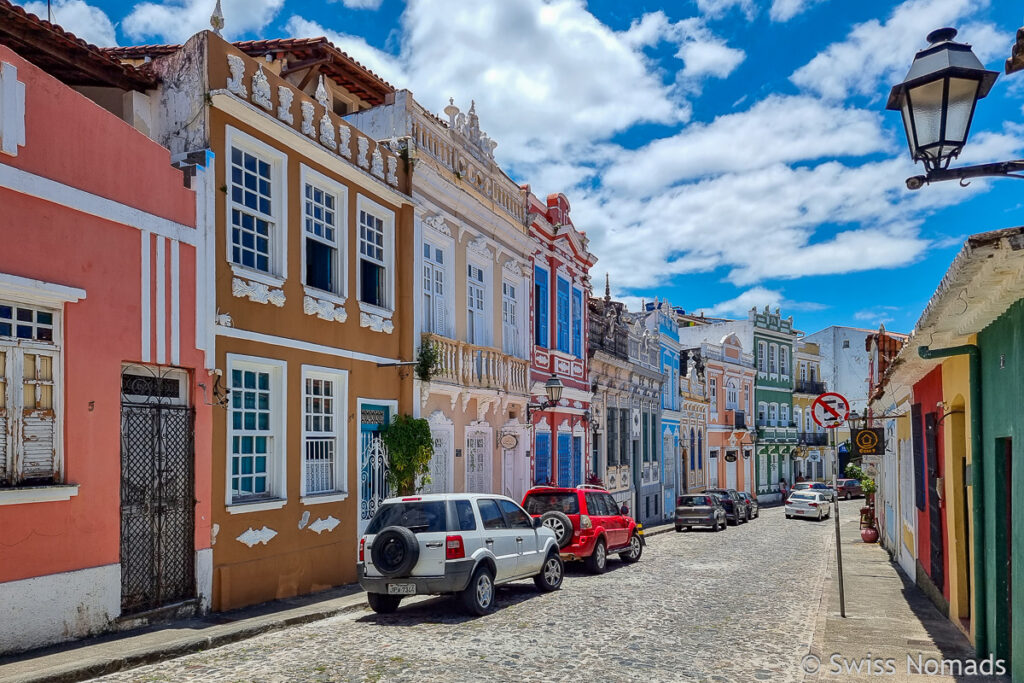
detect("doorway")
(119, 365), (195, 614)
(358, 401), (393, 536)
(995, 437), (1013, 664)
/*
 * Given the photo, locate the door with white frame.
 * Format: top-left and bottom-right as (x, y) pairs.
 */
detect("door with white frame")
(501, 425), (530, 502)
(467, 264), (487, 346)
(465, 426), (493, 493)
(726, 450), (738, 489)
(422, 410), (454, 494)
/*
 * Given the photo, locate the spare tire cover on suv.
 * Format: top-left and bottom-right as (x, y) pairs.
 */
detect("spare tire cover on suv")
(541, 511), (573, 549)
(371, 526), (420, 577)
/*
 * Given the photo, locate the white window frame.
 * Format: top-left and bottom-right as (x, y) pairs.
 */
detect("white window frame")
(725, 379), (738, 411)
(225, 126), (288, 287)
(769, 403), (778, 425)
(225, 354), (287, 512)
(299, 164), (348, 304)
(300, 365), (349, 503)
(466, 255), (491, 347)
(422, 235), (452, 338)
(709, 376), (718, 408)
(781, 403), (790, 424)
(768, 344), (777, 374)
(356, 194), (396, 317)
(501, 277), (521, 357)
(757, 341), (766, 373)
(779, 347), (788, 377)
(758, 401), (768, 422)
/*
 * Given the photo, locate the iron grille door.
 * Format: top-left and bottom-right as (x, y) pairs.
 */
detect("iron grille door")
(120, 368), (195, 614)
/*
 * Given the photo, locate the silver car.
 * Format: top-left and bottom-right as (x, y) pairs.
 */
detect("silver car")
(785, 491), (831, 521)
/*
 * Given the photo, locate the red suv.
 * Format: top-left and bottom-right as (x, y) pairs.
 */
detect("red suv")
(521, 485), (643, 574)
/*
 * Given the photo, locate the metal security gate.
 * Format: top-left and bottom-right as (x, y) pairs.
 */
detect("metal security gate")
(359, 403), (391, 536)
(120, 366), (195, 614)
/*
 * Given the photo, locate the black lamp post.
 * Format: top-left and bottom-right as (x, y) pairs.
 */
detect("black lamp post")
(526, 374), (564, 420)
(887, 28), (1020, 190)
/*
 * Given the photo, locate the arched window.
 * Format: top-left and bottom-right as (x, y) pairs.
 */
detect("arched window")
(795, 407), (803, 431)
(780, 348), (788, 376)
(757, 341), (766, 371)
(758, 401), (768, 423)
(726, 379), (738, 410)
(781, 403), (790, 424)
(769, 403), (778, 425)
(769, 344), (777, 373)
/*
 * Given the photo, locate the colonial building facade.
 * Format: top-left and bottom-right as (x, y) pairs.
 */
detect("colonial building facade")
(112, 33), (414, 611)
(793, 340), (829, 481)
(529, 192), (595, 489)
(348, 94), (533, 501)
(643, 300), (682, 517)
(624, 311), (664, 525)
(0, 10), (211, 652)
(679, 351), (709, 493)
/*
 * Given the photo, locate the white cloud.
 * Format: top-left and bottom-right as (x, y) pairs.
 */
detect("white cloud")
(791, 0), (1009, 100)
(602, 95), (891, 194)
(122, 0), (284, 43)
(695, 0), (757, 21)
(700, 287), (825, 317)
(770, 0), (827, 22)
(23, 0), (117, 46)
(853, 306), (900, 326)
(678, 38), (745, 79)
(331, 0), (383, 8)
(624, 12), (745, 80)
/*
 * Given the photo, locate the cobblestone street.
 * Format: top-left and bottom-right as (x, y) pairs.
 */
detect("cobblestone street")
(96, 506), (836, 683)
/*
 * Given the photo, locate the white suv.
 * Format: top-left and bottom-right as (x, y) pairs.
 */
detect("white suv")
(358, 493), (564, 615)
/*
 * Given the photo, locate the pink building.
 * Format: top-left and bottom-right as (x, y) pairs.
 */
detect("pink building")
(527, 191), (596, 487)
(0, 5), (211, 653)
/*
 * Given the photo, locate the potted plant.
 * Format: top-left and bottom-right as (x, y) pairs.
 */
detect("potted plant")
(415, 337), (441, 383)
(380, 414), (435, 496)
(859, 477), (879, 543)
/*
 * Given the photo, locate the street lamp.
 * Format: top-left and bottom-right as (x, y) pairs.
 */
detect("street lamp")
(526, 374), (564, 420)
(887, 28), (1020, 190)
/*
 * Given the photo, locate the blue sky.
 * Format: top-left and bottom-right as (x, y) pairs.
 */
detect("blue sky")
(25, 0), (1024, 336)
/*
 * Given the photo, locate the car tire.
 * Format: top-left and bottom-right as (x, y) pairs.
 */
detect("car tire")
(728, 516), (736, 526)
(541, 511), (574, 549)
(712, 520), (721, 532)
(845, 492), (852, 501)
(370, 526), (420, 578)
(786, 513), (792, 519)
(533, 551), (564, 592)
(675, 525), (683, 533)
(461, 564), (496, 616)
(584, 538), (608, 574)
(619, 533), (643, 564)
(367, 593), (402, 614)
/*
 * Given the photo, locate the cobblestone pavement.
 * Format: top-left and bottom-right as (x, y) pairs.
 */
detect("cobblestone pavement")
(97, 506), (835, 683)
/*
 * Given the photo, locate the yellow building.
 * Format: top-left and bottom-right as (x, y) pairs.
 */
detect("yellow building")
(793, 341), (831, 481)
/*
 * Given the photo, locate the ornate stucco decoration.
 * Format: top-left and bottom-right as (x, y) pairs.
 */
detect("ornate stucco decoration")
(357, 137), (371, 169)
(308, 516), (341, 534)
(233, 277), (285, 307)
(423, 213), (451, 237)
(443, 98), (497, 162)
(237, 526), (277, 547)
(503, 259), (527, 277)
(314, 75), (331, 109)
(276, 86), (293, 124)
(371, 147), (385, 178)
(338, 125), (352, 158)
(226, 55), (247, 97)
(360, 311), (394, 334)
(319, 112), (337, 150)
(467, 236), (493, 260)
(387, 157), (398, 186)
(301, 101), (315, 138)
(303, 294), (347, 323)
(251, 65), (271, 110)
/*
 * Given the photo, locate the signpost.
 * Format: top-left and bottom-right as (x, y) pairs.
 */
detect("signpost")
(813, 391), (849, 619)
(852, 428), (885, 456)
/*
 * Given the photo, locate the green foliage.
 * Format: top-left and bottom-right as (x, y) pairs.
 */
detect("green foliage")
(381, 414), (434, 495)
(861, 477), (878, 495)
(845, 463), (865, 481)
(415, 337), (441, 382)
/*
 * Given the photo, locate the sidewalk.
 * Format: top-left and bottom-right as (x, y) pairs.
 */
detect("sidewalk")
(0, 584), (367, 683)
(804, 504), (1007, 682)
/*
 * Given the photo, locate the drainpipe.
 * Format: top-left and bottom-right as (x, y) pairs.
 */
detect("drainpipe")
(918, 344), (985, 657)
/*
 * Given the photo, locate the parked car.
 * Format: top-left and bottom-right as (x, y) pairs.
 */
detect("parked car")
(835, 478), (863, 500)
(793, 481), (836, 502)
(737, 491), (759, 520)
(705, 488), (749, 525)
(674, 494), (727, 532)
(785, 491), (831, 521)
(358, 494), (564, 615)
(521, 485), (643, 574)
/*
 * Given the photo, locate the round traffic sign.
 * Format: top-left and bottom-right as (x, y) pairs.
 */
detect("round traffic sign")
(811, 392), (850, 429)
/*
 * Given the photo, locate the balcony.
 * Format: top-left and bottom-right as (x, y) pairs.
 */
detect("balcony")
(795, 379), (827, 395)
(424, 333), (529, 395)
(725, 409), (747, 429)
(799, 432), (829, 446)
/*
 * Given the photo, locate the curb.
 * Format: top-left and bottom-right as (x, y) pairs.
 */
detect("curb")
(1, 594), (369, 683)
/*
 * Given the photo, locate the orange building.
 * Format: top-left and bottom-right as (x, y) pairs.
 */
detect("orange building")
(0, 6), (210, 653)
(110, 32), (415, 611)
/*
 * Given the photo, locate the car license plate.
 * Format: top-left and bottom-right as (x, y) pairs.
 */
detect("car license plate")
(387, 583), (415, 595)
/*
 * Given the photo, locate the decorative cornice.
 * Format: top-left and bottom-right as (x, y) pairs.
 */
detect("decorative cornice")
(360, 310), (394, 334)
(423, 213), (451, 237)
(467, 235), (493, 260)
(303, 294), (348, 323)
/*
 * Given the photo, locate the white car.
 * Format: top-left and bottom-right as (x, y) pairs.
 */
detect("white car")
(785, 491), (831, 521)
(358, 493), (564, 615)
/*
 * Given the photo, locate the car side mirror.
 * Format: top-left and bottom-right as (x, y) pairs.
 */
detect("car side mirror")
(533, 517), (544, 529)
(619, 504), (629, 515)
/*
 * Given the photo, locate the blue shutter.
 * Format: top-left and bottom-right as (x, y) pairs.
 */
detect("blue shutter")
(572, 436), (583, 487)
(556, 277), (570, 353)
(557, 433), (571, 487)
(571, 289), (582, 357)
(535, 433), (551, 484)
(690, 429), (695, 470)
(698, 432), (703, 469)
(534, 267), (548, 348)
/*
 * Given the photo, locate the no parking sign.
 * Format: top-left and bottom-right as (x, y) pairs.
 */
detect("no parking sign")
(811, 392), (850, 429)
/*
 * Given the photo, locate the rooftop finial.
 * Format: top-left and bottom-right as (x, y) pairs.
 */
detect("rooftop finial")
(604, 272), (610, 301)
(210, 0), (225, 37)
